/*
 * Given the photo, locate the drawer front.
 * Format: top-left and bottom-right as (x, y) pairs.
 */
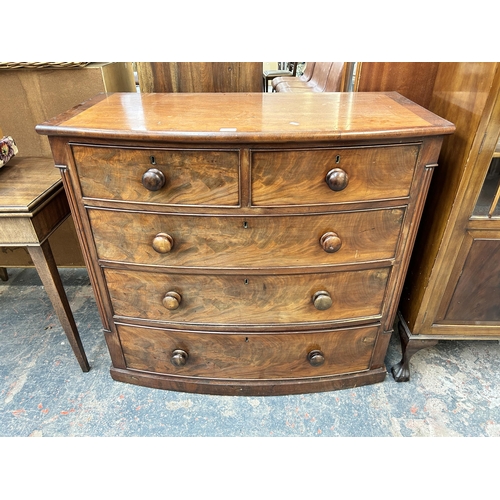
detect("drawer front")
(117, 323), (378, 379)
(71, 145), (240, 206)
(104, 267), (390, 326)
(251, 144), (419, 206)
(88, 207), (404, 268)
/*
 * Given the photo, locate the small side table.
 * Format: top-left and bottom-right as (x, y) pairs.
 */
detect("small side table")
(0, 156), (89, 372)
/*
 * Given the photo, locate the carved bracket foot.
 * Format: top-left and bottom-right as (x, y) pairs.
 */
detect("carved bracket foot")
(391, 311), (438, 382)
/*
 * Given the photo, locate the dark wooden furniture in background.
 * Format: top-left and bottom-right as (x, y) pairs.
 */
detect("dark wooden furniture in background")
(0, 157), (89, 371)
(136, 62), (262, 93)
(393, 62), (500, 380)
(262, 62), (297, 91)
(274, 62), (347, 93)
(37, 92), (453, 395)
(272, 62), (316, 91)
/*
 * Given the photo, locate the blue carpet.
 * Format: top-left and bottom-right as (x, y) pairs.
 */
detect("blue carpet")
(1, 267), (500, 438)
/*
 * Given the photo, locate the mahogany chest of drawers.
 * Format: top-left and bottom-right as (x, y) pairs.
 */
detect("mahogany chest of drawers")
(37, 92), (454, 395)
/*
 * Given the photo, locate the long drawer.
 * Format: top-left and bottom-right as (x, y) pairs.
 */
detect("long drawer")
(88, 207), (404, 268)
(251, 144), (419, 206)
(117, 323), (379, 379)
(71, 145), (240, 206)
(104, 267), (390, 327)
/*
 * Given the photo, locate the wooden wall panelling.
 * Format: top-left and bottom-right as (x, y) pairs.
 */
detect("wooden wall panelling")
(353, 62), (440, 108)
(136, 62), (262, 93)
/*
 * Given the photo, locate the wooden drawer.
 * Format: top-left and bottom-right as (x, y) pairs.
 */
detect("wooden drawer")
(88, 207), (404, 268)
(104, 267), (390, 327)
(251, 144), (419, 206)
(71, 145), (240, 206)
(117, 323), (379, 379)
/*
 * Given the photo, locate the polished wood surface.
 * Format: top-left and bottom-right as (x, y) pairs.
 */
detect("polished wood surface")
(118, 323), (378, 379)
(395, 62), (500, 381)
(72, 145), (239, 206)
(136, 62), (262, 93)
(0, 157), (89, 371)
(104, 267), (390, 327)
(445, 239), (500, 321)
(251, 144), (419, 206)
(354, 62), (440, 109)
(401, 63), (500, 333)
(0, 157), (61, 213)
(37, 92), (454, 142)
(87, 207), (404, 269)
(37, 92), (454, 395)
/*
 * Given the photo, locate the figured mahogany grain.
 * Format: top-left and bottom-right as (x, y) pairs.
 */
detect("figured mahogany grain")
(104, 267), (390, 327)
(72, 145), (240, 206)
(117, 323), (378, 379)
(251, 145), (419, 206)
(36, 91), (454, 395)
(87, 207), (405, 269)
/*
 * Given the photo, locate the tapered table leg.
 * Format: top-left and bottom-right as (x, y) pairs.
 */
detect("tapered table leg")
(28, 241), (90, 372)
(0, 267), (8, 281)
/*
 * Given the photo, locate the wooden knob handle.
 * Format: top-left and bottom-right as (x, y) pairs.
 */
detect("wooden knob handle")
(171, 349), (189, 366)
(152, 233), (174, 253)
(312, 291), (333, 310)
(162, 291), (181, 310)
(325, 168), (349, 191)
(320, 232), (342, 253)
(142, 168), (166, 191)
(308, 350), (325, 367)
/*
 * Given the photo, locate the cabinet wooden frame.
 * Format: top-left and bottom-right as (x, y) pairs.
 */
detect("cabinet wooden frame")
(394, 63), (500, 381)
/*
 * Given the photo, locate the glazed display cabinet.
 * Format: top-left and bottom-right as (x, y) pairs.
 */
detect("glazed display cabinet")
(394, 62), (500, 380)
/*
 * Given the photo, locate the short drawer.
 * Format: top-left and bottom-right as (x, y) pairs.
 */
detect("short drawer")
(251, 144), (419, 206)
(88, 207), (404, 268)
(71, 145), (240, 206)
(104, 267), (390, 327)
(117, 323), (379, 379)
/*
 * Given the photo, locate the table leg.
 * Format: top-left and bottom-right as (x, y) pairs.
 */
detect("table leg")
(391, 311), (437, 382)
(28, 241), (90, 372)
(0, 267), (8, 281)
